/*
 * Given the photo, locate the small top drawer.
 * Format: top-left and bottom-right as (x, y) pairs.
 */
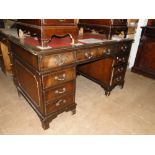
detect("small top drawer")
(114, 55), (128, 66)
(118, 43), (131, 53)
(40, 52), (75, 70)
(113, 65), (127, 77)
(76, 47), (104, 62)
(42, 67), (75, 89)
(103, 45), (117, 56)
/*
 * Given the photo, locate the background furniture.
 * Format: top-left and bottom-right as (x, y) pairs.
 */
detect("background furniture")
(132, 19), (155, 79)
(78, 19), (128, 39)
(15, 19), (79, 47)
(0, 19), (4, 28)
(0, 33), (12, 75)
(127, 19), (139, 38)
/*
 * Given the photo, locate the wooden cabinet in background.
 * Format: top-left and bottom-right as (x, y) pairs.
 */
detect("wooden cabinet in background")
(78, 19), (128, 39)
(132, 19), (155, 79)
(0, 34), (12, 75)
(15, 19), (78, 47)
(0, 42), (5, 72)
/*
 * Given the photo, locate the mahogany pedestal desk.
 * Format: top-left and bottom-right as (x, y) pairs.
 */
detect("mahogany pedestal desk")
(0, 30), (133, 129)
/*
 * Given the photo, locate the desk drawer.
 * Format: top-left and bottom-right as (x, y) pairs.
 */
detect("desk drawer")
(118, 43), (131, 53)
(112, 73), (125, 86)
(45, 94), (74, 115)
(44, 81), (75, 103)
(40, 52), (75, 70)
(42, 67), (75, 89)
(101, 45), (118, 56)
(114, 55), (128, 66)
(113, 65), (127, 76)
(76, 48), (103, 62)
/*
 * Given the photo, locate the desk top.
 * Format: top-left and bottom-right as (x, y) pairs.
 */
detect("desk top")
(0, 28), (133, 55)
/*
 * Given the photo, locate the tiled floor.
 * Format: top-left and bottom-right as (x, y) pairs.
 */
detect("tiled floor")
(0, 69), (155, 134)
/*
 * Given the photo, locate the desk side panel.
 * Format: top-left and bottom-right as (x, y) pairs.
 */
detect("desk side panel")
(14, 59), (44, 114)
(11, 43), (39, 70)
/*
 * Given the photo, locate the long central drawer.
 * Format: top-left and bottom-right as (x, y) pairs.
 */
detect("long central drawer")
(76, 47), (105, 62)
(40, 51), (75, 70)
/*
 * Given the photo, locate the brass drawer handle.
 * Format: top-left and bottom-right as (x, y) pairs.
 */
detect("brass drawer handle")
(121, 45), (127, 51)
(116, 57), (126, 62)
(54, 73), (66, 81)
(56, 99), (66, 106)
(123, 57), (126, 62)
(85, 52), (93, 59)
(116, 76), (122, 82)
(116, 57), (122, 62)
(118, 67), (124, 72)
(55, 87), (66, 94)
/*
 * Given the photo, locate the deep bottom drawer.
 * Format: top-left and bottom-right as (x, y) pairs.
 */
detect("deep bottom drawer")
(113, 65), (127, 76)
(112, 73), (125, 86)
(45, 94), (75, 115)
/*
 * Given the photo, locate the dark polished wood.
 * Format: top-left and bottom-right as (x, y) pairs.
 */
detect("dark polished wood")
(0, 28), (133, 129)
(147, 19), (155, 26)
(78, 19), (128, 39)
(132, 20), (155, 79)
(15, 19), (78, 47)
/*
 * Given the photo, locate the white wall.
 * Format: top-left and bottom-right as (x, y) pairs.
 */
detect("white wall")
(128, 19), (148, 68)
